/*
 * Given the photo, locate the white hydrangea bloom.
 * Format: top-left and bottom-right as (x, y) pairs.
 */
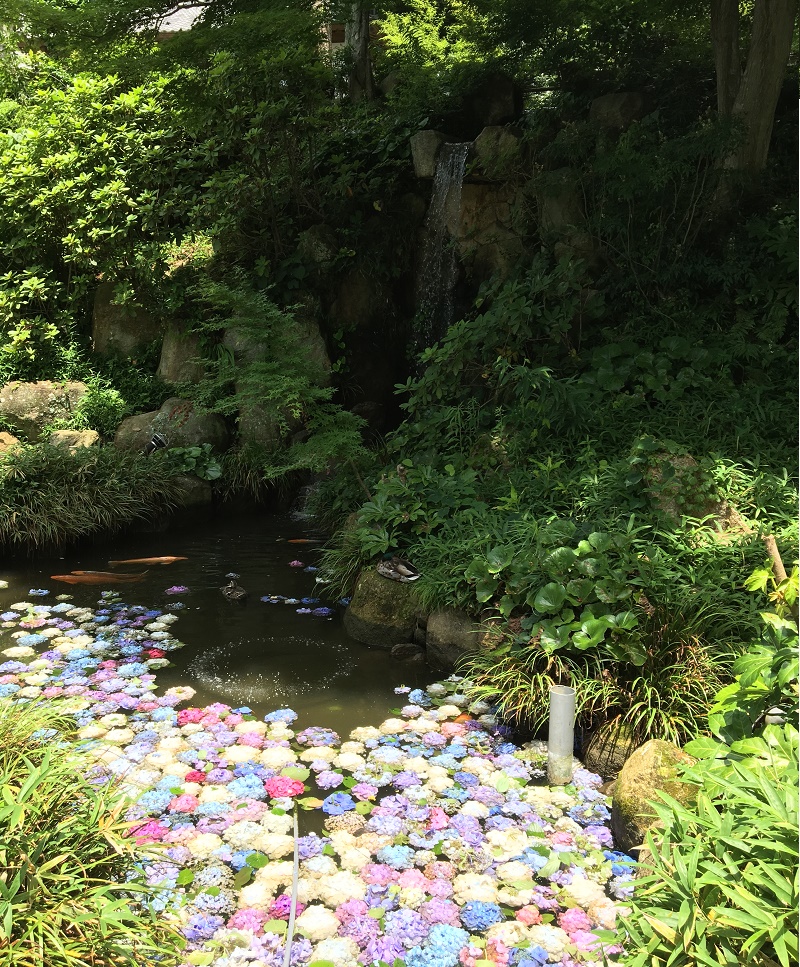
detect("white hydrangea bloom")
(295, 904), (341, 942)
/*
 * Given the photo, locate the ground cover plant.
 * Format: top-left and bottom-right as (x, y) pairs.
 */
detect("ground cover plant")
(619, 576), (799, 967)
(0, 699), (182, 966)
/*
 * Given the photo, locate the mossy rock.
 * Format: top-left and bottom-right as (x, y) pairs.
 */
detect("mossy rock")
(610, 739), (696, 854)
(583, 724), (639, 781)
(343, 568), (422, 650)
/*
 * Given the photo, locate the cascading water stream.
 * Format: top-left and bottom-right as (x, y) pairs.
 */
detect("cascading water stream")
(417, 142), (470, 349)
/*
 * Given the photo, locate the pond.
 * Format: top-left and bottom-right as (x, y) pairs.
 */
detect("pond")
(0, 507), (430, 734)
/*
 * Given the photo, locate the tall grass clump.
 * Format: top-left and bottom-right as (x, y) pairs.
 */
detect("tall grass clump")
(0, 444), (185, 552)
(0, 700), (182, 967)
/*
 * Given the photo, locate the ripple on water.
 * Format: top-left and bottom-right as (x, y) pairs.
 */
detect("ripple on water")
(188, 635), (356, 704)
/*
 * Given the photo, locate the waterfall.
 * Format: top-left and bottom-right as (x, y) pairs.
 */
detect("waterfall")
(417, 142), (470, 349)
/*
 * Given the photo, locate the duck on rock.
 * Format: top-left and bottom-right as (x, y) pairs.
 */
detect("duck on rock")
(221, 579), (248, 601)
(376, 554), (420, 583)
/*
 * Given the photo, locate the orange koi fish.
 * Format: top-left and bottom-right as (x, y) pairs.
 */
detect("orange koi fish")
(108, 556), (188, 565)
(51, 571), (149, 585)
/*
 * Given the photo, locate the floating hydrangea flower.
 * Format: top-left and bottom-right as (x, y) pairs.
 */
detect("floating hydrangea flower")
(322, 792), (356, 815)
(27, 589), (50, 597)
(288, 560), (304, 568)
(164, 586), (189, 595)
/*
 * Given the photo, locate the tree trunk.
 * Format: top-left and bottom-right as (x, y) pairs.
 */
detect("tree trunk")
(723, 0), (799, 171)
(711, 0), (741, 115)
(345, 4), (373, 103)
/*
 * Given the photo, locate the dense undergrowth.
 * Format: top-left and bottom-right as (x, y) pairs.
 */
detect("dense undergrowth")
(0, 700), (181, 966)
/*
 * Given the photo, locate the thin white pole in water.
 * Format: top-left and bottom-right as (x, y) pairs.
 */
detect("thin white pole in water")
(548, 685), (576, 785)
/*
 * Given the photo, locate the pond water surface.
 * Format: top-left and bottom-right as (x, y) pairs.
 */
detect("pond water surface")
(0, 509), (429, 734)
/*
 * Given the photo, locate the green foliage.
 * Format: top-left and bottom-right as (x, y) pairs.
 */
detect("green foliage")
(154, 443), (222, 481)
(0, 57), (201, 380)
(0, 700), (182, 966)
(620, 586), (800, 967)
(0, 443), (184, 551)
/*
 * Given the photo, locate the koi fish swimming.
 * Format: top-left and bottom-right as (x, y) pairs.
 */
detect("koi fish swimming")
(108, 556), (188, 565)
(51, 571), (149, 585)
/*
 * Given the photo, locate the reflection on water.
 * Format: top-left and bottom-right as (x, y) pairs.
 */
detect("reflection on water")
(0, 508), (430, 733)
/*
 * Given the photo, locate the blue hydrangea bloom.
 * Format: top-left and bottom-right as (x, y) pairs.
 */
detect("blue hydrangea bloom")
(407, 688), (432, 708)
(228, 775), (267, 800)
(459, 900), (504, 931)
(376, 844), (415, 870)
(321, 792), (356, 815)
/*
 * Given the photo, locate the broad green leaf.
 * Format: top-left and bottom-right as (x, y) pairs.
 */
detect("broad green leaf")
(533, 582), (567, 614)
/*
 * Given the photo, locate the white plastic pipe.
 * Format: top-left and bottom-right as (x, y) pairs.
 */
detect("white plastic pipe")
(547, 684), (576, 785)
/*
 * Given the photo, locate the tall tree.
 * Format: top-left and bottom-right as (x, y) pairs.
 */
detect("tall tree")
(711, 0), (798, 171)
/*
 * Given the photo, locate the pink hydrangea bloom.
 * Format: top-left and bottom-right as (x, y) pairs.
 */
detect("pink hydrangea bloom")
(129, 820), (168, 843)
(177, 708), (205, 726)
(515, 906), (542, 926)
(237, 732), (264, 748)
(558, 907), (593, 934)
(264, 776), (304, 798)
(361, 864), (399, 886)
(351, 782), (378, 801)
(571, 930), (601, 952)
(428, 807), (449, 830)
(169, 794), (199, 813)
(184, 770), (207, 784)
(227, 908), (269, 934)
(486, 939), (510, 966)
(424, 861), (455, 880)
(551, 831), (576, 847)
(440, 722), (467, 739)
(398, 869), (427, 890)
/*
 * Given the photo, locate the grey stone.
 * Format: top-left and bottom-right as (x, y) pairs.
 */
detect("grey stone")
(472, 126), (522, 179)
(343, 569), (422, 649)
(0, 431), (21, 454)
(537, 168), (586, 237)
(589, 92), (646, 131)
(610, 739), (696, 855)
(390, 642), (426, 661)
(0, 381), (89, 442)
(297, 225), (339, 266)
(49, 429), (100, 452)
(583, 726), (639, 781)
(425, 608), (492, 671)
(92, 282), (164, 356)
(157, 324), (206, 384)
(172, 474), (213, 507)
(410, 130), (447, 179)
(114, 397), (230, 454)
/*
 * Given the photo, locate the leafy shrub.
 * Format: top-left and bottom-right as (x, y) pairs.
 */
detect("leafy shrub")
(154, 443), (222, 481)
(0, 444), (185, 551)
(0, 700), (182, 967)
(620, 578), (799, 967)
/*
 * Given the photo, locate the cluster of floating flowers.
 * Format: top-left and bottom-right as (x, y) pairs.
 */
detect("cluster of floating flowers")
(0, 590), (635, 967)
(259, 595), (337, 618)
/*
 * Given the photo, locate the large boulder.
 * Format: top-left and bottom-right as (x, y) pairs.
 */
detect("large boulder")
(114, 397), (230, 454)
(582, 725), (639, 781)
(0, 431), (21, 455)
(49, 429), (100, 452)
(425, 608), (493, 670)
(157, 324), (206, 384)
(410, 130), (447, 179)
(172, 474), (213, 508)
(92, 282), (164, 356)
(610, 739), (696, 854)
(343, 568), (422, 650)
(472, 125), (523, 180)
(537, 168), (586, 237)
(589, 92), (646, 131)
(0, 381), (89, 442)
(454, 182), (525, 282)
